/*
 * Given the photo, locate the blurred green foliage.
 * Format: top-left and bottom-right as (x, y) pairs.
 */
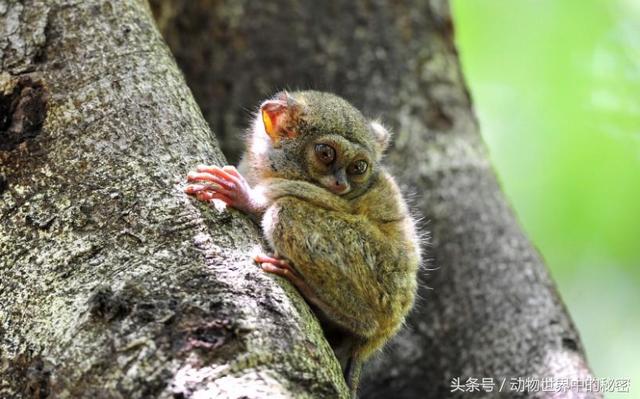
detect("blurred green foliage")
(451, 0), (639, 395)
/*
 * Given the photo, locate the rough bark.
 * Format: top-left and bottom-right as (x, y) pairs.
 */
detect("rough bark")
(0, 1), (348, 398)
(151, 0), (599, 398)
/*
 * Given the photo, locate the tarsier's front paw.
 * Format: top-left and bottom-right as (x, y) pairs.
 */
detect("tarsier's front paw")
(185, 165), (257, 214)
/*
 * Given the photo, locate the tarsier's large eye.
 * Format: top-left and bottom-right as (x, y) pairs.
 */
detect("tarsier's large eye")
(315, 144), (336, 164)
(348, 160), (368, 175)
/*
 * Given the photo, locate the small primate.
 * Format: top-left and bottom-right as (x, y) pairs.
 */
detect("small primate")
(185, 91), (421, 397)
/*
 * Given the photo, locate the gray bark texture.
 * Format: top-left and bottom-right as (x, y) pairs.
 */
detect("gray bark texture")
(1, 1), (348, 398)
(149, 0), (600, 398)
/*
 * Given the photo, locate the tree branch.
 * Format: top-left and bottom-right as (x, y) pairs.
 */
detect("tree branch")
(0, 1), (347, 397)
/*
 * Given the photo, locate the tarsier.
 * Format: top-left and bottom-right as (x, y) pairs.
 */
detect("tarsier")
(185, 91), (420, 397)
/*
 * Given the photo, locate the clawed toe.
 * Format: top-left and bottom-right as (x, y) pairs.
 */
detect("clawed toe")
(254, 254), (289, 268)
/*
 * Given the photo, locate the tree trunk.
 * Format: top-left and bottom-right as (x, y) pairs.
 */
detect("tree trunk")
(151, 1), (599, 398)
(0, 1), (347, 398)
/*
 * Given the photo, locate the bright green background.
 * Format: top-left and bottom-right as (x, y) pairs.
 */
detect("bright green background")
(451, 0), (639, 397)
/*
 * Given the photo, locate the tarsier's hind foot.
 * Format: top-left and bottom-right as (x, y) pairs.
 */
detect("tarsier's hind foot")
(254, 254), (325, 306)
(255, 253), (364, 398)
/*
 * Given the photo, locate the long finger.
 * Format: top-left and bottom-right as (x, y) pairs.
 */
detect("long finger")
(185, 182), (224, 193)
(254, 254), (289, 268)
(196, 191), (234, 204)
(222, 165), (242, 179)
(184, 184), (210, 194)
(187, 171), (236, 190)
(185, 183), (236, 199)
(196, 165), (241, 186)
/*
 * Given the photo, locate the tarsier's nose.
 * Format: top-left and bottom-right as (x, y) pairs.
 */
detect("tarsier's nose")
(322, 168), (350, 195)
(330, 170), (350, 194)
(333, 180), (349, 193)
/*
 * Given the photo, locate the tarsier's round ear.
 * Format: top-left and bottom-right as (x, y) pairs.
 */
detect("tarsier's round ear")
(370, 120), (391, 156)
(260, 91), (301, 146)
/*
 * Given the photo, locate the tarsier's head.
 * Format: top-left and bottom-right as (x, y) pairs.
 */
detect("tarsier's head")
(251, 91), (390, 198)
